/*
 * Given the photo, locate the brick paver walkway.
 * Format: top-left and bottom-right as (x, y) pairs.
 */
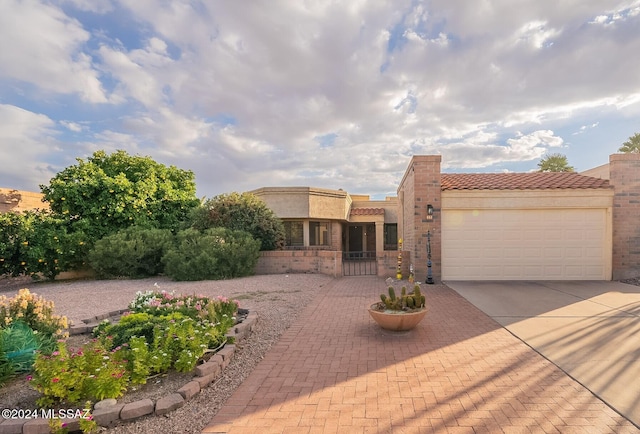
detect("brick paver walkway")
(203, 277), (638, 433)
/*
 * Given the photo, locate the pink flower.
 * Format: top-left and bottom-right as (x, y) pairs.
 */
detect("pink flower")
(52, 378), (60, 383)
(52, 351), (60, 356)
(26, 375), (33, 381)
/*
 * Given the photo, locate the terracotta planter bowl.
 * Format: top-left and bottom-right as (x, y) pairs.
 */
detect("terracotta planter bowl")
(368, 304), (427, 331)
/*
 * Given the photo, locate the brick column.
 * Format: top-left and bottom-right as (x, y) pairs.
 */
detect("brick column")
(398, 156), (442, 282)
(610, 153), (640, 280)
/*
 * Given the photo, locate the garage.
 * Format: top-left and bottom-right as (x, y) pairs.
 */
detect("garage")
(442, 208), (610, 280)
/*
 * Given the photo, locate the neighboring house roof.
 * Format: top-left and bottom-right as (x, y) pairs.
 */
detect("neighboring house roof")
(441, 172), (611, 191)
(350, 207), (385, 216)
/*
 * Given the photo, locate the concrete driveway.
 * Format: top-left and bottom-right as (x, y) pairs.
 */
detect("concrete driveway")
(447, 280), (640, 428)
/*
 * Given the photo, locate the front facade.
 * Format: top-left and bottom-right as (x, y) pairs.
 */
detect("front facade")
(257, 153), (640, 281)
(251, 187), (401, 277)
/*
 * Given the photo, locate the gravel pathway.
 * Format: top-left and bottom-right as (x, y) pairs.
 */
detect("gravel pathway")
(0, 273), (335, 433)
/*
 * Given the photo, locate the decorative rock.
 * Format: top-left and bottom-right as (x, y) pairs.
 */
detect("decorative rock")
(217, 345), (235, 361)
(69, 324), (89, 335)
(194, 372), (217, 389)
(58, 418), (80, 432)
(94, 398), (118, 410)
(155, 393), (185, 416)
(22, 418), (50, 434)
(177, 381), (200, 400)
(0, 419), (25, 434)
(93, 403), (124, 427)
(120, 399), (155, 421)
(195, 358), (221, 377)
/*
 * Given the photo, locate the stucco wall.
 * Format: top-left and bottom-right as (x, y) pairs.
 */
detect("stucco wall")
(252, 187), (351, 220)
(610, 153), (640, 280)
(0, 188), (47, 213)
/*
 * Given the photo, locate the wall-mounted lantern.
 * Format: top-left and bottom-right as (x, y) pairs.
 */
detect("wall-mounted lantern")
(426, 204), (434, 221)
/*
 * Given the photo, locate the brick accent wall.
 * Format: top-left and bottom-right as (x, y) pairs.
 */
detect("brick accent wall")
(398, 156), (442, 282)
(256, 250), (343, 277)
(610, 153), (640, 280)
(377, 250), (411, 278)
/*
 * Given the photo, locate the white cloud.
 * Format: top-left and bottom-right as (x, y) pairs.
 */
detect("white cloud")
(0, 105), (58, 188)
(0, 0), (107, 102)
(2, 1), (640, 196)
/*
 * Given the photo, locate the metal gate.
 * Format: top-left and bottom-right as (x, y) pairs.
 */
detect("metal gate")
(342, 251), (377, 276)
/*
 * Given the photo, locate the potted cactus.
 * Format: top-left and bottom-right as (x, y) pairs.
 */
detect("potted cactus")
(368, 285), (427, 331)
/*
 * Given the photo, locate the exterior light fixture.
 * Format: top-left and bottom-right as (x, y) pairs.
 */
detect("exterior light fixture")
(426, 204), (434, 221)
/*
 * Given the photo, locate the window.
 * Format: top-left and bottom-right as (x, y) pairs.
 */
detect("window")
(384, 224), (398, 250)
(309, 221), (330, 246)
(284, 221), (304, 247)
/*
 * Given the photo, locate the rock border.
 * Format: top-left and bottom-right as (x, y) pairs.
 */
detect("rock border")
(0, 311), (258, 434)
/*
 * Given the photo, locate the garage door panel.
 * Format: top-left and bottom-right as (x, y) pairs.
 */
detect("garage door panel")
(442, 208), (609, 280)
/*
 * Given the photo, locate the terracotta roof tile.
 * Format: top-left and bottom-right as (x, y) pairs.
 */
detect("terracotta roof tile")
(441, 172), (611, 191)
(350, 207), (385, 216)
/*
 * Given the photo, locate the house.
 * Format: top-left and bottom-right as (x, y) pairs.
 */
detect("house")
(256, 153), (640, 281)
(0, 188), (46, 213)
(250, 187), (401, 277)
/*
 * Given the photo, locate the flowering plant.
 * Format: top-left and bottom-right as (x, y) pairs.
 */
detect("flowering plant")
(128, 289), (239, 327)
(30, 337), (128, 407)
(0, 289), (68, 338)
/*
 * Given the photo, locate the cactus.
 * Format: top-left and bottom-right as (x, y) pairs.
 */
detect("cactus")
(376, 284), (426, 311)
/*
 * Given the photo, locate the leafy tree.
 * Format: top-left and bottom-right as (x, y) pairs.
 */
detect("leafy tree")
(0, 210), (88, 280)
(537, 153), (574, 172)
(189, 192), (285, 251)
(40, 150), (200, 242)
(618, 132), (640, 153)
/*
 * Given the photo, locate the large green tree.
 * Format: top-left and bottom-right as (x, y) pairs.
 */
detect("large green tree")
(537, 153), (575, 172)
(189, 192), (285, 251)
(40, 150), (200, 242)
(618, 132), (640, 153)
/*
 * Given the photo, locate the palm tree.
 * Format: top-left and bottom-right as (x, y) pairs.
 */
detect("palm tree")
(537, 153), (575, 172)
(618, 133), (640, 153)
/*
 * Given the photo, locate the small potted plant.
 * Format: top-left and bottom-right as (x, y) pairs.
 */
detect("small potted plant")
(368, 285), (427, 331)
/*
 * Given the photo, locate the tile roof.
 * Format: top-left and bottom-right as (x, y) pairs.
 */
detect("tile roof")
(350, 207), (385, 216)
(441, 172), (611, 191)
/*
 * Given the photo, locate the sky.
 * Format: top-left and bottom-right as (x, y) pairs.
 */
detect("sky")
(1, 1), (639, 200)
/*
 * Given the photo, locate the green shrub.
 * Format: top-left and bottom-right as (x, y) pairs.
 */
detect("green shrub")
(163, 228), (260, 281)
(87, 226), (174, 278)
(0, 210), (89, 281)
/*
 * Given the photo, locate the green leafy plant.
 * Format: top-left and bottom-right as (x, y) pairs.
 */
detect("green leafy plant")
(0, 321), (56, 374)
(163, 228), (260, 281)
(88, 226), (174, 278)
(30, 338), (129, 407)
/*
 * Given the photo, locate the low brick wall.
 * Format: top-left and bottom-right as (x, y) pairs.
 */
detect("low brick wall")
(257, 250), (410, 279)
(256, 250), (343, 277)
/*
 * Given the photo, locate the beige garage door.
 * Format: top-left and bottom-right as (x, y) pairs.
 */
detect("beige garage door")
(442, 208), (609, 280)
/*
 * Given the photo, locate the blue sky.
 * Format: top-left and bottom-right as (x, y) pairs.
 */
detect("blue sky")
(1, 0), (639, 199)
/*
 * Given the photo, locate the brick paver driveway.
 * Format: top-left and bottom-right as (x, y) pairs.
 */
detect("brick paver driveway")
(203, 277), (637, 433)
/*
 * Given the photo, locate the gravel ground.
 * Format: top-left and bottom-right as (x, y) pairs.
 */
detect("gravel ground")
(0, 273), (335, 433)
